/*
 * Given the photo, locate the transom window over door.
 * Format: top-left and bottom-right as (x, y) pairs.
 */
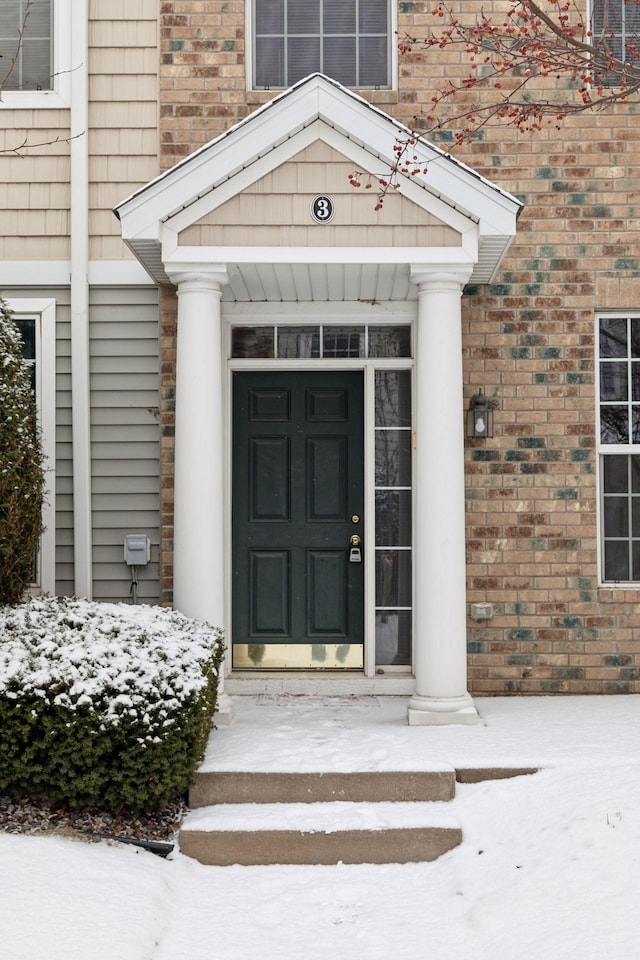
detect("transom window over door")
(252, 0), (390, 89)
(0, 0), (53, 90)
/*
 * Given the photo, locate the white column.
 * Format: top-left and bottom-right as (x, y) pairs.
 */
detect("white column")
(408, 268), (478, 725)
(170, 269), (233, 721)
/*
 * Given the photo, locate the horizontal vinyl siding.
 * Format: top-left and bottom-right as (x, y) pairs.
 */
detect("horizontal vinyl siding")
(89, 287), (160, 603)
(89, 1), (159, 260)
(178, 142), (461, 249)
(55, 295), (74, 595)
(0, 113), (71, 260)
(180, 222), (461, 247)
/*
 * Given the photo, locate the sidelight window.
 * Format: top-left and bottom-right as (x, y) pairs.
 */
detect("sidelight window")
(374, 370), (411, 665)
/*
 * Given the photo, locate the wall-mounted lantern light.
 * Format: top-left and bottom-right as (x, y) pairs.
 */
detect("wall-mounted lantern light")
(466, 390), (493, 439)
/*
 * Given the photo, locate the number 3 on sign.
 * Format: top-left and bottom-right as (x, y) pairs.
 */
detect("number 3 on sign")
(311, 195), (335, 223)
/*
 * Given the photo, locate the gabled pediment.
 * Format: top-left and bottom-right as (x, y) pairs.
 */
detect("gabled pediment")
(177, 140), (462, 250)
(115, 74), (522, 289)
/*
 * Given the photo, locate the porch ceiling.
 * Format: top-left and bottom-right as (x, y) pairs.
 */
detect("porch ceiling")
(128, 252), (503, 301)
(226, 261), (412, 302)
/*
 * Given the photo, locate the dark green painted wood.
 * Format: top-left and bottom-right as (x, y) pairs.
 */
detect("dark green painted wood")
(233, 371), (364, 654)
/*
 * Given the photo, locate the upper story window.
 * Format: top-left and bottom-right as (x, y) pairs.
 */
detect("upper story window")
(252, 0), (391, 89)
(591, 0), (640, 86)
(0, 0), (70, 107)
(0, 0), (52, 91)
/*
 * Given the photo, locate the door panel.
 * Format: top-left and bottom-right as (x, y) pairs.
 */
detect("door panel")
(233, 371), (364, 669)
(250, 437), (290, 520)
(306, 436), (347, 520)
(250, 550), (290, 636)
(307, 550), (347, 636)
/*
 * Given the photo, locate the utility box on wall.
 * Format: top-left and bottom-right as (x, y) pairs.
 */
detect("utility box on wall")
(470, 602), (494, 621)
(124, 534), (150, 566)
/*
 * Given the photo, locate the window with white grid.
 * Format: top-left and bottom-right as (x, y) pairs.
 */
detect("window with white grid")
(251, 0), (390, 89)
(0, 0), (52, 90)
(591, 0), (640, 86)
(598, 315), (640, 581)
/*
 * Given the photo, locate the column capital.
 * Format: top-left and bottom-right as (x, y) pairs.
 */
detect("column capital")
(409, 265), (474, 293)
(166, 265), (229, 292)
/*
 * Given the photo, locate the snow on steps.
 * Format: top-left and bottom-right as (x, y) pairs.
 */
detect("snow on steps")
(180, 767), (462, 866)
(189, 769), (456, 806)
(179, 799), (462, 866)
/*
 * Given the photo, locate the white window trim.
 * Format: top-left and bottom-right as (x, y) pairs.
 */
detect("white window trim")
(5, 298), (56, 595)
(596, 311), (640, 588)
(0, 0), (72, 109)
(245, 0), (398, 92)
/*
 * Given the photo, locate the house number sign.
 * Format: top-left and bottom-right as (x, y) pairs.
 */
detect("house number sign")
(311, 195), (335, 223)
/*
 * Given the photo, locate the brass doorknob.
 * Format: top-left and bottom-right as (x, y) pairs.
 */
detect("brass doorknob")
(350, 534), (361, 546)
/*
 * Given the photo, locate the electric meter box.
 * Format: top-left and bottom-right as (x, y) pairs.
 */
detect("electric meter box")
(124, 534), (150, 566)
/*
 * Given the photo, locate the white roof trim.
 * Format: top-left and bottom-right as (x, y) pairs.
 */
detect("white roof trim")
(115, 73), (522, 288)
(165, 120), (477, 240)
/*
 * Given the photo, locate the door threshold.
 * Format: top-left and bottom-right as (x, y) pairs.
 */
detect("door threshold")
(224, 673), (416, 696)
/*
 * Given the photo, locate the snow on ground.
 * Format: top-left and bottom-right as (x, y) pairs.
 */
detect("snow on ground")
(2, 695), (639, 960)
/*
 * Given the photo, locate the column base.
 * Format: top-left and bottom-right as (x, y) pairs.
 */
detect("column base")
(407, 692), (479, 726)
(214, 691), (235, 726)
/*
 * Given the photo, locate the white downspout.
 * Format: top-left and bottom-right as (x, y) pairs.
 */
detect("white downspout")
(70, 0), (92, 597)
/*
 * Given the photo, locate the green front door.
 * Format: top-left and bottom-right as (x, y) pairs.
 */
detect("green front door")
(232, 371), (364, 669)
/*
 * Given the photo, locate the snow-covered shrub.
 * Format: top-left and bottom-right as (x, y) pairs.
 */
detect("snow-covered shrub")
(0, 597), (224, 812)
(0, 299), (44, 604)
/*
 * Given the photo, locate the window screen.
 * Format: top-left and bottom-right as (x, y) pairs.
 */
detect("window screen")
(253, 0), (389, 88)
(591, 0), (640, 86)
(0, 0), (53, 90)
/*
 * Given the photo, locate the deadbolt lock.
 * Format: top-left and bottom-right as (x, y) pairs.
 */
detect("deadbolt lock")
(350, 534), (361, 546)
(351, 514), (360, 524)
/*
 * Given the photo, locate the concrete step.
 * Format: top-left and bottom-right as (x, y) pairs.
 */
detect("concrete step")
(189, 767), (456, 807)
(179, 801), (462, 866)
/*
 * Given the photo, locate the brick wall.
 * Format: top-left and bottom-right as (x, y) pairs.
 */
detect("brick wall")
(158, 1), (640, 693)
(402, 1), (640, 694)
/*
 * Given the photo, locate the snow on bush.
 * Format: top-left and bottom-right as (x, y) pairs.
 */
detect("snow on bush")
(0, 597), (224, 812)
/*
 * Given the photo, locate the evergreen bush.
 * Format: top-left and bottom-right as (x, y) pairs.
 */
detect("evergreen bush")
(0, 597), (224, 812)
(0, 299), (44, 604)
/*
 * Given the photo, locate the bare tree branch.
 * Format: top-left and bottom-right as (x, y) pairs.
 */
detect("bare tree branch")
(0, 0), (83, 155)
(0, 0), (35, 90)
(351, 1), (640, 205)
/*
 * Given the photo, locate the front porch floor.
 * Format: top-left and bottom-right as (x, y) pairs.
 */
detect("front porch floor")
(203, 693), (638, 775)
